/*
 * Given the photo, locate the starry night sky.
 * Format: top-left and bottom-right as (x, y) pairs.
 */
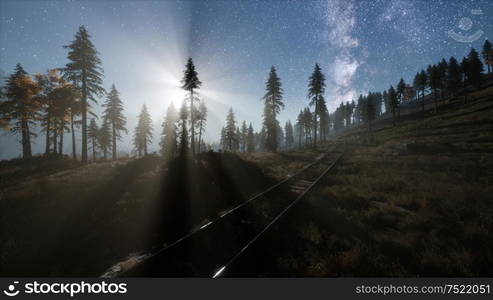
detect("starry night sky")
(1, 0), (492, 159)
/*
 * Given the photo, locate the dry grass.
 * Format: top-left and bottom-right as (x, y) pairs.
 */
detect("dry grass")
(269, 91), (493, 276)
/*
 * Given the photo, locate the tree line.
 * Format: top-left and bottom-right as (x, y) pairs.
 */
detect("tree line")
(1, 24), (492, 159)
(326, 41), (492, 141)
(0, 26), (211, 161)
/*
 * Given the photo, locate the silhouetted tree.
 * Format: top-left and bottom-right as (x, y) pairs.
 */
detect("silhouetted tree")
(246, 123), (255, 152)
(395, 78), (406, 118)
(284, 120), (294, 150)
(133, 104), (153, 156)
(223, 107), (238, 152)
(1, 64), (41, 158)
(87, 118), (99, 161)
(465, 48), (484, 88)
(446, 57), (462, 97)
(437, 58), (448, 99)
(388, 86), (398, 126)
(63, 25), (105, 162)
(102, 84), (127, 160)
(262, 66), (284, 152)
(35, 69), (59, 155)
(296, 110), (304, 149)
(50, 83), (75, 156)
(98, 118), (111, 159)
(427, 64), (440, 112)
(160, 103), (178, 159)
(178, 101), (188, 155)
(482, 40), (492, 74)
(181, 58), (202, 155)
(302, 107), (313, 146)
(196, 101), (207, 153)
(318, 97), (329, 142)
(240, 120), (248, 152)
(307, 64), (326, 149)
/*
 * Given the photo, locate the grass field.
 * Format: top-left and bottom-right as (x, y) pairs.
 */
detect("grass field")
(0, 86), (492, 277)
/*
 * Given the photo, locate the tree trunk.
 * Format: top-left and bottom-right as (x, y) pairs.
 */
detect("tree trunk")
(45, 113), (50, 155)
(433, 88), (438, 113)
(112, 122), (117, 160)
(144, 136), (148, 156)
(81, 71), (88, 163)
(92, 137), (96, 162)
(198, 122), (203, 153)
(21, 119), (32, 158)
(53, 122), (58, 155)
(190, 89), (195, 155)
(59, 127), (63, 155)
(71, 112), (76, 160)
(298, 130), (301, 149)
(26, 122), (32, 157)
(313, 97), (318, 149)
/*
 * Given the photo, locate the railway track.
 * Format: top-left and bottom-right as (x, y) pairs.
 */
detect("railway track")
(102, 147), (344, 278)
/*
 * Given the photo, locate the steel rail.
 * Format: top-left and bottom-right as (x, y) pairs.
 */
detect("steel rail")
(212, 150), (344, 278)
(103, 149), (336, 278)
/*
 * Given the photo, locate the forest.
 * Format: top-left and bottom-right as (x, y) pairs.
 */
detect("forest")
(1, 26), (491, 160)
(1, 23), (493, 278)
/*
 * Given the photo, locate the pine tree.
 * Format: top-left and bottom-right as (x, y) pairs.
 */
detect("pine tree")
(302, 107), (313, 146)
(284, 120), (294, 150)
(427, 64), (440, 113)
(482, 40), (492, 73)
(240, 120), (248, 152)
(246, 123), (255, 152)
(262, 66), (284, 152)
(181, 58), (202, 155)
(363, 93), (377, 141)
(50, 83), (74, 155)
(133, 104), (153, 157)
(98, 118), (111, 160)
(382, 89), (390, 114)
(1, 64), (41, 158)
(296, 110), (304, 149)
(178, 101), (188, 155)
(388, 86), (398, 126)
(102, 84), (127, 160)
(460, 57), (469, 85)
(318, 97), (329, 142)
(35, 69), (58, 155)
(160, 103), (178, 158)
(437, 58), (448, 99)
(446, 57), (462, 96)
(397, 78), (406, 104)
(196, 101), (207, 153)
(235, 126), (242, 152)
(63, 25), (105, 162)
(465, 48), (484, 88)
(87, 118), (99, 161)
(224, 108), (237, 152)
(307, 64), (326, 149)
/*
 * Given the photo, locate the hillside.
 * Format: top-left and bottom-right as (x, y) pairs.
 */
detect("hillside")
(0, 84), (492, 277)
(225, 84), (493, 276)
